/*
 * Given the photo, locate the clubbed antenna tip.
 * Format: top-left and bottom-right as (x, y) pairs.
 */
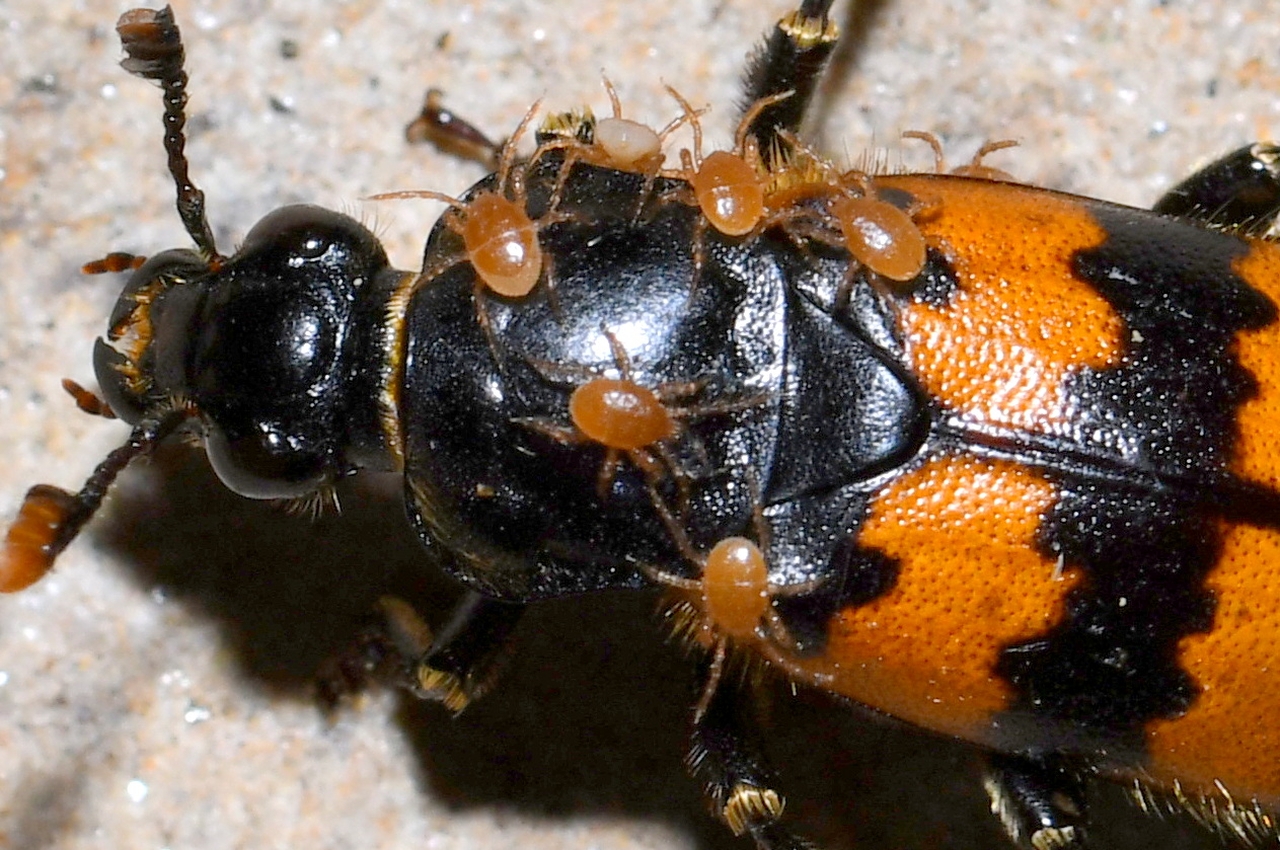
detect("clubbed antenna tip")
(1, 413), (185, 593)
(116, 6), (220, 261)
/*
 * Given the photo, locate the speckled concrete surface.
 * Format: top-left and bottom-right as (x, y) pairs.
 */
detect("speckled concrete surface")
(2, 2), (1280, 849)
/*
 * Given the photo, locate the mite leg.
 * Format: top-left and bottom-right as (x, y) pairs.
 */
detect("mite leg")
(739, 0), (840, 166)
(983, 752), (1088, 850)
(688, 669), (818, 850)
(1153, 142), (1280, 233)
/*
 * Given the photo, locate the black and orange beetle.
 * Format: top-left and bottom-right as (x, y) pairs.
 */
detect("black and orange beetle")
(6, 2), (1280, 849)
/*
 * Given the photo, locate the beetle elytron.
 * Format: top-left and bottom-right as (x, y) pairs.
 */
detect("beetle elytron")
(7, 2), (1280, 848)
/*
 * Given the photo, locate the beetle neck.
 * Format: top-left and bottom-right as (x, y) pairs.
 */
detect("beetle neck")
(342, 267), (417, 473)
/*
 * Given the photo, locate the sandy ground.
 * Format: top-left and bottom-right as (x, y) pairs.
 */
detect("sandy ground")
(2, 1), (1280, 849)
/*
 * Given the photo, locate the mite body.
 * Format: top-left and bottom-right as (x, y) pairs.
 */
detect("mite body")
(6, 2), (1280, 849)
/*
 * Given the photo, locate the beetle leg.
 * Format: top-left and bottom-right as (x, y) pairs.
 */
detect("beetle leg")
(743, 822), (820, 850)
(983, 752), (1089, 850)
(404, 88), (504, 168)
(1153, 142), (1280, 235)
(406, 591), (525, 713)
(317, 594), (440, 709)
(739, 0), (839, 167)
(689, 669), (820, 849)
(323, 592), (524, 714)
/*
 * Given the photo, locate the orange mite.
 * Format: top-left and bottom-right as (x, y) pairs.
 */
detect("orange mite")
(828, 180), (929, 284)
(701, 536), (772, 639)
(528, 77), (702, 223)
(541, 77), (685, 174)
(520, 331), (708, 499)
(455, 192), (543, 298)
(644, 501), (818, 726)
(902, 129), (1020, 182)
(376, 101), (558, 300)
(656, 88), (816, 288)
(518, 329), (762, 501)
(569, 377), (676, 452)
(666, 88), (795, 238)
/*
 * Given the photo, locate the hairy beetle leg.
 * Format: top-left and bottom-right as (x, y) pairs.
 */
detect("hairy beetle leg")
(1153, 142), (1280, 234)
(406, 592), (524, 713)
(321, 593), (524, 714)
(689, 674), (821, 849)
(984, 753), (1088, 850)
(739, 0), (839, 167)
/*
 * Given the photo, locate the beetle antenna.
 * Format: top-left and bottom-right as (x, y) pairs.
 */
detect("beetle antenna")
(0, 410), (187, 592)
(116, 6), (221, 262)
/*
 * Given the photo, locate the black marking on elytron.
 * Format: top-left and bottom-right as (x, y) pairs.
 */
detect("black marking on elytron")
(771, 535), (900, 655)
(874, 185), (916, 213)
(989, 202), (1280, 763)
(1212, 477), (1280, 531)
(1067, 202), (1276, 483)
(827, 536), (900, 606)
(995, 478), (1215, 760)
(908, 247), (963, 308)
(768, 508), (902, 655)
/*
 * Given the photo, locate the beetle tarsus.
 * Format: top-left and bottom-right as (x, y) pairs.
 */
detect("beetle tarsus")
(319, 593), (522, 714)
(687, 670), (813, 846)
(406, 592), (524, 713)
(984, 753), (1088, 850)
